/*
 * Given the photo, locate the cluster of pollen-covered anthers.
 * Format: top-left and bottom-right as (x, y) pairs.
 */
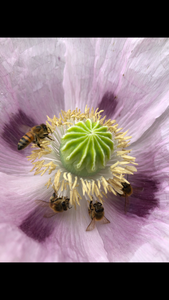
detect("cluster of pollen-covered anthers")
(27, 106), (138, 208)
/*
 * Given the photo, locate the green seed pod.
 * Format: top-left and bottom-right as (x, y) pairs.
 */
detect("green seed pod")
(59, 119), (114, 177)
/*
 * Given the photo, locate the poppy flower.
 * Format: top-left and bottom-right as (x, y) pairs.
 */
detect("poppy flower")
(0, 38), (169, 262)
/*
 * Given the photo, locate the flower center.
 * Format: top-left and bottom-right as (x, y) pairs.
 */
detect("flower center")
(27, 106), (138, 207)
(59, 119), (114, 177)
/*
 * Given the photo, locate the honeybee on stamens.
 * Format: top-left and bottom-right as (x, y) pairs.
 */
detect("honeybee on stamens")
(18, 123), (53, 150)
(86, 200), (110, 231)
(35, 192), (72, 218)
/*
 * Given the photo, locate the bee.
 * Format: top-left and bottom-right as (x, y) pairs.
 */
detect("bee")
(119, 179), (145, 213)
(35, 192), (72, 218)
(86, 200), (110, 231)
(118, 182), (133, 213)
(18, 123), (53, 150)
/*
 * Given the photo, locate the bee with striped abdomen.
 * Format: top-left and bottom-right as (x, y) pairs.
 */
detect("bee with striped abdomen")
(118, 182), (133, 213)
(35, 192), (72, 218)
(119, 181), (144, 213)
(18, 123), (53, 150)
(86, 200), (110, 231)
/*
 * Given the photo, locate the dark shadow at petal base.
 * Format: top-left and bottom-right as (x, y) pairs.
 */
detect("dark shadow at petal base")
(19, 206), (55, 243)
(112, 173), (159, 218)
(127, 173), (159, 217)
(98, 92), (117, 119)
(2, 109), (36, 152)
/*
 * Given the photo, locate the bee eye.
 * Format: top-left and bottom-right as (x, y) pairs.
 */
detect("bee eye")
(40, 124), (47, 130)
(62, 201), (66, 207)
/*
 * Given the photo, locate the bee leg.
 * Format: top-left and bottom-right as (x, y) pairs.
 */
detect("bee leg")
(89, 200), (94, 211)
(46, 135), (54, 141)
(33, 136), (44, 149)
(124, 196), (129, 214)
(43, 133), (54, 141)
(36, 141), (43, 148)
(48, 127), (53, 134)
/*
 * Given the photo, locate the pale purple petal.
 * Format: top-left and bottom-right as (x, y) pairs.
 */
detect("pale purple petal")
(0, 172), (109, 261)
(0, 223), (46, 262)
(62, 38), (169, 142)
(0, 38), (66, 174)
(130, 205), (169, 262)
(0, 38), (66, 121)
(0, 172), (52, 223)
(0, 178), (109, 261)
(97, 106), (169, 261)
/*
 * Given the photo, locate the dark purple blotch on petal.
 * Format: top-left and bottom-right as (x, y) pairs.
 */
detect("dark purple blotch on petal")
(115, 173), (159, 218)
(1, 110), (36, 152)
(128, 173), (159, 217)
(19, 205), (55, 243)
(98, 92), (117, 119)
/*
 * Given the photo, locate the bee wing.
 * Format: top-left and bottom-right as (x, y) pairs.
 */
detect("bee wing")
(43, 211), (56, 218)
(100, 216), (110, 224)
(35, 200), (49, 208)
(86, 219), (96, 231)
(20, 124), (32, 134)
(133, 187), (144, 193)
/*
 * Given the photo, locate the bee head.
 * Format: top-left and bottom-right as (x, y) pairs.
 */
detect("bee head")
(62, 198), (70, 210)
(94, 202), (104, 213)
(41, 124), (48, 132)
(122, 182), (131, 194)
(122, 182), (129, 188)
(61, 201), (68, 211)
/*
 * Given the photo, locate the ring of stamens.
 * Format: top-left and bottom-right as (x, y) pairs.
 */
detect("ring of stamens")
(27, 106), (138, 208)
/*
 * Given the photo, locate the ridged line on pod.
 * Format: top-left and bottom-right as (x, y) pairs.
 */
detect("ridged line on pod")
(59, 119), (114, 177)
